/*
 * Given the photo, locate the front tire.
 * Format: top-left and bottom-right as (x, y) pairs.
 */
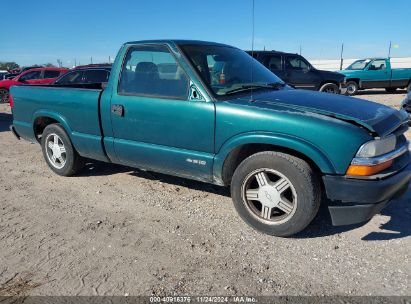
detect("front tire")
(319, 83), (339, 94)
(41, 124), (85, 176)
(346, 81), (358, 96)
(231, 151), (321, 237)
(407, 82), (411, 93)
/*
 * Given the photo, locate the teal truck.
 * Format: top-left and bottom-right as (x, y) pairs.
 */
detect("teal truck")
(9, 40), (411, 237)
(339, 58), (411, 95)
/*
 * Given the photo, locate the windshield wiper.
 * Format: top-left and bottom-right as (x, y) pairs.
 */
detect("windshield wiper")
(224, 82), (285, 95)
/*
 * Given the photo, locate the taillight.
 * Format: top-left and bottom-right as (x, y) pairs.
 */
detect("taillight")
(9, 94), (13, 108)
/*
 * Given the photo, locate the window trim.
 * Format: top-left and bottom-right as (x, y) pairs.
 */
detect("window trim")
(117, 43), (190, 101)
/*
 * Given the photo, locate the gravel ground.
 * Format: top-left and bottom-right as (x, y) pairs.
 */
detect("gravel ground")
(0, 90), (410, 297)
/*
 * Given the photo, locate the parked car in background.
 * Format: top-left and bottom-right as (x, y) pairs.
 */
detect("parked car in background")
(4, 66), (42, 80)
(0, 70), (9, 80)
(339, 58), (411, 95)
(53, 64), (111, 88)
(10, 40), (410, 237)
(248, 51), (347, 94)
(0, 67), (67, 103)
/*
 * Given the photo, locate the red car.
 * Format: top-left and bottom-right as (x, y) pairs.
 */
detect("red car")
(0, 67), (68, 103)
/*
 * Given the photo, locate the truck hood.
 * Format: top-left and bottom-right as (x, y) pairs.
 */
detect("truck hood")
(240, 89), (408, 137)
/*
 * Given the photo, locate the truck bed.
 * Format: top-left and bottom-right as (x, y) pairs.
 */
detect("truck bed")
(11, 85), (108, 161)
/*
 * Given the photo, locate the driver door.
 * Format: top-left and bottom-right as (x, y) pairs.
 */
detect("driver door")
(110, 44), (215, 181)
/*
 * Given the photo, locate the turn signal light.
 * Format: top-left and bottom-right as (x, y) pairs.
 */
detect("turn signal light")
(346, 160), (393, 177)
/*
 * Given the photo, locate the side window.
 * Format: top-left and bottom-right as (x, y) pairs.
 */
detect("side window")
(285, 56), (309, 70)
(44, 70), (61, 78)
(369, 60), (386, 70)
(55, 71), (83, 85)
(118, 45), (189, 99)
(84, 70), (110, 83)
(19, 71), (42, 81)
(265, 55), (282, 71)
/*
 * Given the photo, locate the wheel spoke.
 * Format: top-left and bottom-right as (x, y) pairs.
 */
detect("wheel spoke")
(53, 135), (58, 145)
(58, 156), (64, 163)
(277, 198), (293, 214)
(255, 172), (270, 187)
(274, 178), (290, 194)
(246, 189), (259, 201)
(59, 146), (66, 154)
(48, 141), (54, 149)
(261, 206), (272, 220)
(51, 154), (57, 162)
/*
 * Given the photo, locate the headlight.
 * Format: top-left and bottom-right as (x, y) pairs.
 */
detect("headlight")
(356, 135), (396, 158)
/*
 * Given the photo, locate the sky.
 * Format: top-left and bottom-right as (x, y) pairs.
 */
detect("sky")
(1, 0), (411, 67)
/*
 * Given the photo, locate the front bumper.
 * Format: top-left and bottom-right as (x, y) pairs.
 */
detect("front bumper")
(323, 162), (411, 226)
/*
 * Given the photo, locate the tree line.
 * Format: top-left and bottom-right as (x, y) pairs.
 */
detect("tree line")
(0, 62), (57, 71)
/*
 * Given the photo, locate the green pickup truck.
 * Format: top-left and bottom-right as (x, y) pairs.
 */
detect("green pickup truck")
(339, 58), (411, 95)
(10, 40), (411, 236)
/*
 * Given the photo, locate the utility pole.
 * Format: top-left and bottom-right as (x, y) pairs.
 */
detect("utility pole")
(388, 41), (392, 58)
(74, 58), (77, 67)
(339, 43), (344, 70)
(90, 57), (93, 64)
(299, 44), (302, 55)
(109, 56), (111, 63)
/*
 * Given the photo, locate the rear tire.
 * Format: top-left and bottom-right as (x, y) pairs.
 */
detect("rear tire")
(0, 88), (9, 103)
(346, 81), (358, 96)
(319, 83), (339, 94)
(230, 151), (321, 237)
(385, 88), (397, 94)
(41, 124), (85, 176)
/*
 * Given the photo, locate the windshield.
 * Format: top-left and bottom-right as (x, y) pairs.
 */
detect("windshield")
(346, 59), (371, 70)
(179, 44), (284, 97)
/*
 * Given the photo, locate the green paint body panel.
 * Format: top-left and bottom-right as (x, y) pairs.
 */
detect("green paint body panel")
(10, 40), (409, 186)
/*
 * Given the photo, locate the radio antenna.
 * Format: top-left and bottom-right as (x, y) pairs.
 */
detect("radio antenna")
(250, 0), (255, 102)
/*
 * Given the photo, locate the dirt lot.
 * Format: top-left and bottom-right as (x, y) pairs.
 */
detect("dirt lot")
(0, 90), (410, 297)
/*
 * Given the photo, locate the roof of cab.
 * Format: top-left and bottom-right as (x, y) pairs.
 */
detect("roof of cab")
(123, 39), (234, 48)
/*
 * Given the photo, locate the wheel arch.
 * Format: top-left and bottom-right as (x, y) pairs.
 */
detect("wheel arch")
(32, 110), (72, 143)
(346, 78), (361, 87)
(213, 133), (335, 186)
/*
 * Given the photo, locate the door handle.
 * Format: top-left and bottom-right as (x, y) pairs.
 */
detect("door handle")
(111, 104), (124, 117)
